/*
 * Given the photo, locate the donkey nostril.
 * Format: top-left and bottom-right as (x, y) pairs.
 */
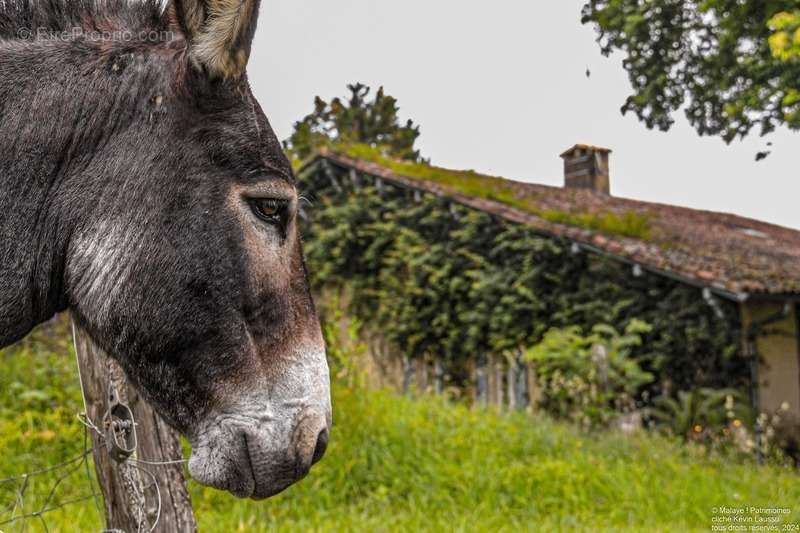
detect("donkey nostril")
(311, 428), (328, 465)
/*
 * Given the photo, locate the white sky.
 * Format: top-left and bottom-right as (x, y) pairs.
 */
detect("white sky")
(248, 0), (799, 230)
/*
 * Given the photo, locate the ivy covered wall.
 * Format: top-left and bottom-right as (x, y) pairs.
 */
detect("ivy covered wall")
(299, 159), (748, 402)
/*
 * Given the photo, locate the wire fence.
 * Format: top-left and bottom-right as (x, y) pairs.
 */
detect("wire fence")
(1, 317), (193, 533)
(0, 409), (187, 533)
(0, 425), (101, 533)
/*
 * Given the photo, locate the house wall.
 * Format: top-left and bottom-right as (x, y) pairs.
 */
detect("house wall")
(741, 301), (800, 420)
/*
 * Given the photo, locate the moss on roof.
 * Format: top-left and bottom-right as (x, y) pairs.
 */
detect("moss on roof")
(334, 144), (653, 240)
(300, 144), (800, 295)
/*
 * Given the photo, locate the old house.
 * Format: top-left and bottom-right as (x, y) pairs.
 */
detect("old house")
(299, 144), (800, 427)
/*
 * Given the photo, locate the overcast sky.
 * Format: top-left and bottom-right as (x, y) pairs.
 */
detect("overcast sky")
(247, 0), (799, 230)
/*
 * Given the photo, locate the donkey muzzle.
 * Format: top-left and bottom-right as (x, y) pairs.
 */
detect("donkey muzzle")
(187, 352), (332, 499)
(188, 406), (331, 499)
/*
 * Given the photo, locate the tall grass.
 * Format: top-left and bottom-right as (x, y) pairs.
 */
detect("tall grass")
(1, 320), (799, 532)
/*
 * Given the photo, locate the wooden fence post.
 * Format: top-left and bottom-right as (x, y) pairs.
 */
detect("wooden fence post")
(487, 355), (496, 407)
(401, 356), (415, 395)
(507, 356), (517, 411)
(433, 360), (443, 395)
(514, 352), (529, 410)
(527, 361), (540, 411)
(415, 358), (429, 394)
(493, 356), (504, 409)
(475, 354), (488, 407)
(72, 319), (198, 533)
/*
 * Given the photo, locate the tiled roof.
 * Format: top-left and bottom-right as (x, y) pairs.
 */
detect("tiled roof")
(303, 152), (800, 300)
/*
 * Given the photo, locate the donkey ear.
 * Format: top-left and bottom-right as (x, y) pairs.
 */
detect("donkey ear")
(171, 0), (262, 80)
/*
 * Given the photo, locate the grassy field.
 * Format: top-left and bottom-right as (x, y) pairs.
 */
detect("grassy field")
(1, 320), (799, 532)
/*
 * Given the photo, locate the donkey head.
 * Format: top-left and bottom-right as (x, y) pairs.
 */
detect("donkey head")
(45, 0), (332, 498)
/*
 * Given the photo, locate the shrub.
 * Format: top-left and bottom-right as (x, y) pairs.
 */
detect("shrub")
(525, 320), (654, 429)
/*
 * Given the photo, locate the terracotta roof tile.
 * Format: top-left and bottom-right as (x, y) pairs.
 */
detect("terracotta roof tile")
(307, 153), (800, 299)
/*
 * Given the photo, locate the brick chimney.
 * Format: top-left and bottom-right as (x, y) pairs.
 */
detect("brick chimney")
(560, 144), (611, 195)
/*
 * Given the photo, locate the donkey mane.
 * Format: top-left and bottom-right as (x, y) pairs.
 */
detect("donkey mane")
(0, 0), (169, 41)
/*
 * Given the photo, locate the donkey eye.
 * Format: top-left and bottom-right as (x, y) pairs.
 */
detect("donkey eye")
(250, 198), (288, 224)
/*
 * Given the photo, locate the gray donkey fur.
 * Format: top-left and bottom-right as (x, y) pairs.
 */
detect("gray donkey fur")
(0, 0), (331, 499)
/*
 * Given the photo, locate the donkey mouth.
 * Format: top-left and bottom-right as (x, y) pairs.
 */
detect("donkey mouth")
(187, 410), (330, 499)
(243, 418), (330, 500)
(241, 432), (303, 500)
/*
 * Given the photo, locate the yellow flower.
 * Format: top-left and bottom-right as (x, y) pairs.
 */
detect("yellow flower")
(693, 425), (703, 433)
(733, 419), (742, 428)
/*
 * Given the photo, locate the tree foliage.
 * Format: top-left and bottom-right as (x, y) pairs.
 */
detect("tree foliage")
(285, 83), (423, 162)
(769, 10), (800, 62)
(582, 1), (800, 142)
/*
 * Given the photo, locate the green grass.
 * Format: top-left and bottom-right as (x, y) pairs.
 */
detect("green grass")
(2, 320), (799, 532)
(324, 144), (653, 240)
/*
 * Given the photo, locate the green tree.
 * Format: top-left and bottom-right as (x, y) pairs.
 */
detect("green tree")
(285, 83), (423, 162)
(769, 11), (800, 62)
(582, 1), (800, 143)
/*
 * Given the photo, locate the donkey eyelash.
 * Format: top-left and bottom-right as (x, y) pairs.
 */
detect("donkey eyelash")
(249, 198), (289, 225)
